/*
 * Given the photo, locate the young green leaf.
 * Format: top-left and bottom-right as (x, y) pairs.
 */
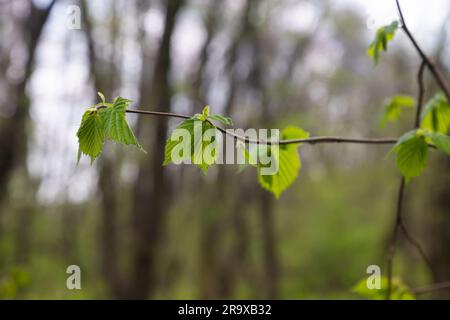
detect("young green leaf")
(392, 130), (428, 182)
(380, 95), (415, 128)
(164, 116), (218, 175)
(98, 91), (106, 104)
(352, 276), (415, 300)
(420, 92), (450, 133)
(197, 105), (210, 121)
(100, 97), (145, 152)
(425, 131), (450, 155)
(202, 105), (210, 117)
(257, 126), (309, 198)
(207, 114), (233, 126)
(77, 95), (145, 164)
(236, 140), (257, 172)
(368, 21), (399, 65)
(77, 109), (105, 165)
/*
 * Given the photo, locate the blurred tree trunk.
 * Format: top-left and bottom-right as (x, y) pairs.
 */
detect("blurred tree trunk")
(61, 204), (79, 263)
(0, 1), (56, 266)
(426, 158), (450, 289)
(190, 0), (222, 113)
(248, 1), (280, 299)
(423, 25), (450, 297)
(129, 0), (184, 299)
(198, 0), (252, 298)
(0, 0), (56, 225)
(80, 0), (125, 298)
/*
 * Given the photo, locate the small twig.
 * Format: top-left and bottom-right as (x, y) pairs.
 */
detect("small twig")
(395, 60), (434, 276)
(396, 0), (450, 101)
(400, 221), (436, 278)
(394, 0), (406, 27)
(386, 21), (437, 299)
(414, 60), (426, 128)
(125, 109), (398, 146)
(386, 177), (405, 300)
(126, 108), (189, 120)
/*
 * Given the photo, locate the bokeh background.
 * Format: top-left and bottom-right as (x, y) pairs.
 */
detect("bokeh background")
(0, 0), (449, 299)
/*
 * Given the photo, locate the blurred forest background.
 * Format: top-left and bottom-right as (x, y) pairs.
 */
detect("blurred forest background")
(0, 0), (450, 299)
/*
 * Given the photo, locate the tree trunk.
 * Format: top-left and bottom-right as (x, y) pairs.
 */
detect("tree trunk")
(129, 0), (184, 299)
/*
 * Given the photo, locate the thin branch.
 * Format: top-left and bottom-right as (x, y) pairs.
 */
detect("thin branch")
(394, 0), (406, 27)
(400, 221), (436, 278)
(386, 29), (436, 300)
(125, 108), (398, 146)
(126, 108), (189, 120)
(386, 177), (405, 300)
(395, 60), (437, 280)
(396, 0), (450, 101)
(414, 60), (426, 128)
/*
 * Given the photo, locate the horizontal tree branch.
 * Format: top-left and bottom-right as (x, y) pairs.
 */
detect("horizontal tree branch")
(125, 108), (398, 145)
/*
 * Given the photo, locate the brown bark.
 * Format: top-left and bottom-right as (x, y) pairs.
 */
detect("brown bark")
(190, 0), (222, 113)
(198, 0), (252, 298)
(79, 0), (126, 298)
(0, 1), (56, 209)
(129, 0), (184, 299)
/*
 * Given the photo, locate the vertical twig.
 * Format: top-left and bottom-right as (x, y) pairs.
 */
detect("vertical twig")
(386, 60), (433, 299)
(396, 0), (450, 101)
(387, 178), (405, 299)
(414, 61), (426, 128)
(400, 60), (436, 279)
(384, 0), (450, 299)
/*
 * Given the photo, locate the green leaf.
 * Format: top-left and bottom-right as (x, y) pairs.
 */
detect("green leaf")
(380, 95), (415, 128)
(207, 114), (233, 126)
(164, 116), (218, 175)
(100, 97), (145, 152)
(98, 91), (106, 104)
(197, 105), (210, 121)
(420, 92), (450, 133)
(236, 140), (257, 172)
(392, 130), (428, 182)
(352, 276), (415, 300)
(77, 109), (105, 165)
(163, 106), (232, 174)
(76, 95), (145, 164)
(257, 126), (309, 198)
(279, 126), (309, 146)
(202, 105), (210, 117)
(425, 131), (450, 155)
(368, 21), (399, 65)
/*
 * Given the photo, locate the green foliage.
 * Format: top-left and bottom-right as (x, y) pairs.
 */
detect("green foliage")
(77, 108), (105, 164)
(76, 93), (145, 165)
(420, 92), (450, 133)
(164, 106), (219, 175)
(0, 267), (30, 299)
(257, 126), (309, 199)
(389, 121), (450, 182)
(207, 114), (233, 126)
(368, 21), (399, 65)
(97, 91), (106, 104)
(380, 95), (415, 127)
(352, 276), (415, 300)
(391, 130), (428, 182)
(100, 97), (144, 150)
(425, 131), (450, 155)
(195, 105), (233, 126)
